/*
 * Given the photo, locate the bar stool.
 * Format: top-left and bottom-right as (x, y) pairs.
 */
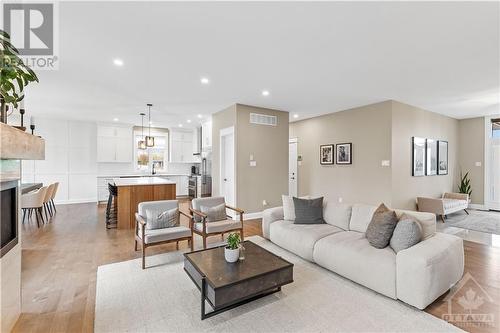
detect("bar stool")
(21, 186), (48, 227)
(106, 183), (118, 229)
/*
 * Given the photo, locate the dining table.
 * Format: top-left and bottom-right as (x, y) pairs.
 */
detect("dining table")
(21, 183), (43, 194)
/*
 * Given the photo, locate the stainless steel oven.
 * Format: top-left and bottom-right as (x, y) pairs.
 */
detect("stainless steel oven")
(188, 176), (197, 199)
(188, 175), (212, 199)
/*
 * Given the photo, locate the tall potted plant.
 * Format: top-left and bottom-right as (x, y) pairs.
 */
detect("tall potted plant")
(0, 29), (39, 123)
(459, 171), (472, 202)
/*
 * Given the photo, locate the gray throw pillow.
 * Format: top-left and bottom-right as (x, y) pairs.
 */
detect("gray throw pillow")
(293, 197), (325, 224)
(390, 217), (422, 253)
(365, 203), (398, 249)
(200, 203), (227, 222)
(145, 208), (179, 230)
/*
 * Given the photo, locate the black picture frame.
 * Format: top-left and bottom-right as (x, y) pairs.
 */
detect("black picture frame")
(412, 137), (426, 177)
(437, 140), (449, 175)
(426, 139), (438, 176)
(336, 143), (352, 165)
(319, 144), (334, 165)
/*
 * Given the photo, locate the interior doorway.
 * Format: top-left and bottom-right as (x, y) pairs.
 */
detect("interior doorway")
(220, 127), (236, 211)
(289, 138), (298, 197)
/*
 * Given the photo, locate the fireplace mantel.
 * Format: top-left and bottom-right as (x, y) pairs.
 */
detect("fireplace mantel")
(0, 123), (45, 160)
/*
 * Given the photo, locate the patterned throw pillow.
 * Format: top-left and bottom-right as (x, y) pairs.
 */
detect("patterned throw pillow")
(200, 203), (227, 222)
(390, 217), (422, 253)
(365, 203), (398, 249)
(145, 208), (179, 230)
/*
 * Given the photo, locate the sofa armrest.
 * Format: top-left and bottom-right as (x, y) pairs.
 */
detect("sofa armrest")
(443, 192), (469, 201)
(262, 206), (284, 239)
(417, 197), (445, 215)
(396, 233), (464, 309)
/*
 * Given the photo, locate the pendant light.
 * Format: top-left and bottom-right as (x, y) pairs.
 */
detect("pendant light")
(145, 103), (155, 147)
(138, 113), (146, 149)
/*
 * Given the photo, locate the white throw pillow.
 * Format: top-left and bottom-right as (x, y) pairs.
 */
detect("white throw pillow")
(145, 208), (179, 230)
(282, 195), (310, 221)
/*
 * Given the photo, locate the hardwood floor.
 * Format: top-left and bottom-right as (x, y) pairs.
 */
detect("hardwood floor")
(13, 202), (499, 333)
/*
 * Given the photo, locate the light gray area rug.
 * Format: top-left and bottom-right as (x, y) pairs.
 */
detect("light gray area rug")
(95, 236), (462, 333)
(446, 210), (500, 235)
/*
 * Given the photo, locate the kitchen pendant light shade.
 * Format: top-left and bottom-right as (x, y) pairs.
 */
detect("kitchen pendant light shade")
(145, 136), (155, 147)
(138, 112), (147, 150)
(146, 103), (154, 147)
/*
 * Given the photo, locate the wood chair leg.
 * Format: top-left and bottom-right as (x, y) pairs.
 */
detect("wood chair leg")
(142, 245), (146, 269)
(190, 238), (194, 251)
(176, 241), (179, 250)
(240, 228), (244, 241)
(464, 209), (469, 215)
(440, 215), (445, 223)
(221, 233), (224, 240)
(203, 235), (207, 249)
(134, 240), (138, 251)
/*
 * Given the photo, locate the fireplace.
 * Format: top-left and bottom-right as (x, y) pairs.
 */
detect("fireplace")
(1, 180), (18, 258)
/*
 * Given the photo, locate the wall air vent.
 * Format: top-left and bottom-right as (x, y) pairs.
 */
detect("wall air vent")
(249, 113), (277, 126)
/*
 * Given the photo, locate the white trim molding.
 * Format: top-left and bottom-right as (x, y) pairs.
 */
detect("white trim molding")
(243, 211), (263, 220)
(468, 203), (488, 211)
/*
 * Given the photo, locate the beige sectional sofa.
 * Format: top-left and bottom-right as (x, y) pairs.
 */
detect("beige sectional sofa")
(262, 202), (464, 309)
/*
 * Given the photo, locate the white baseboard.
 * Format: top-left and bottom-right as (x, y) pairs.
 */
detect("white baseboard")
(243, 211), (263, 220)
(468, 204), (488, 211)
(55, 199), (97, 205)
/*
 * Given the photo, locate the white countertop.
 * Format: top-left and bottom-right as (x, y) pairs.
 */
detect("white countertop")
(98, 173), (190, 178)
(113, 177), (177, 187)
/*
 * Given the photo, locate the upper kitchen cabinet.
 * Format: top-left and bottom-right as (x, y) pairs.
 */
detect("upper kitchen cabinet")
(97, 125), (133, 163)
(169, 128), (199, 163)
(201, 120), (212, 150)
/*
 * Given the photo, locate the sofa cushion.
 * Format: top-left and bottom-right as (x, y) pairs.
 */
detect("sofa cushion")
(349, 204), (377, 232)
(365, 204), (398, 249)
(313, 231), (397, 298)
(269, 220), (342, 261)
(443, 199), (468, 210)
(394, 210), (436, 240)
(293, 197), (325, 224)
(138, 226), (191, 244)
(390, 217), (422, 253)
(323, 202), (351, 230)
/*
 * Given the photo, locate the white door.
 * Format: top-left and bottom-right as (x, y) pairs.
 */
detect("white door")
(220, 127), (235, 208)
(490, 136), (500, 210)
(289, 140), (298, 196)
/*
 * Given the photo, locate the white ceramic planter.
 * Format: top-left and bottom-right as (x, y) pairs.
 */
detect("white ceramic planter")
(224, 247), (240, 263)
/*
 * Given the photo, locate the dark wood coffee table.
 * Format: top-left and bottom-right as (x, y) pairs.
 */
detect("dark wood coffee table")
(184, 240), (293, 320)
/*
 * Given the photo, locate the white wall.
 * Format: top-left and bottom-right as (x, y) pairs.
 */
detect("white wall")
(22, 118), (98, 204)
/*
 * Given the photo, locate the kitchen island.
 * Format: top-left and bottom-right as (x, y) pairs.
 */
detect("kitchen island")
(114, 177), (176, 229)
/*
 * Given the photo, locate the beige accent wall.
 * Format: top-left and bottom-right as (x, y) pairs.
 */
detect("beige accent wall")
(458, 117), (485, 204)
(0, 160), (22, 332)
(290, 101), (393, 206)
(290, 100), (461, 210)
(391, 101), (459, 210)
(212, 104), (289, 213)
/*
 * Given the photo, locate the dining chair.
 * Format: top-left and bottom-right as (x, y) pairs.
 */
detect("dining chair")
(21, 186), (48, 227)
(49, 182), (59, 213)
(42, 183), (55, 220)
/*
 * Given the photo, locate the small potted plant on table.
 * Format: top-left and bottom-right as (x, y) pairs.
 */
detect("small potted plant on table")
(225, 233), (241, 263)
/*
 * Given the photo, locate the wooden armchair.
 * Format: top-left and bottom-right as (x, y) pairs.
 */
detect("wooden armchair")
(190, 197), (244, 249)
(135, 200), (193, 269)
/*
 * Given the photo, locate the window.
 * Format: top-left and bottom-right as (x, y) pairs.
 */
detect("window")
(493, 120), (500, 138)
(134, 128), (168, 172)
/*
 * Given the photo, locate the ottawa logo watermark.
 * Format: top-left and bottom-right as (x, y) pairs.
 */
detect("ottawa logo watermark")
(2, 1), (59, 70)
(442, 272), (495, 329)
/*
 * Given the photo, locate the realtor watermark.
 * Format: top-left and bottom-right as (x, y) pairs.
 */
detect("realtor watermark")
(442, 272), (495, 329)
(2, 1), (59, 70)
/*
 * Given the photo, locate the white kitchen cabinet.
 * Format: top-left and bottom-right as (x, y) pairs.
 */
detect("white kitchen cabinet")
(202, 121), (212, 150)
(169, 129), (197, 163)
(97, 125), (132, 163)
(161, 175), (188, 196)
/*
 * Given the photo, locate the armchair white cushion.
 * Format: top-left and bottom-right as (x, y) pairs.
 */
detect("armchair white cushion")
(193, 219), (242, 234)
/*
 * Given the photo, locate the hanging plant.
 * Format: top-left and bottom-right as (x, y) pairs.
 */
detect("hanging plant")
(0, 29), (39, 114)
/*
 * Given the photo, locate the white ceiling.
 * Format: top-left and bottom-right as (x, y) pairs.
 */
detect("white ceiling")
(22, 1), (500, 128)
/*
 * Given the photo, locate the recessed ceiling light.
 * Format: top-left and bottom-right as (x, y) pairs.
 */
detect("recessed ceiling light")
(197, 114), (203, 119)
(293, 114), (299, 119)
(200, 77), (210, 85)
(178, 124), (183, 127)
(187, 119), (192, 123)
(113, 58), (124, 66)
(113, 117), (119, 122)
(262, 90), (270, 96)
